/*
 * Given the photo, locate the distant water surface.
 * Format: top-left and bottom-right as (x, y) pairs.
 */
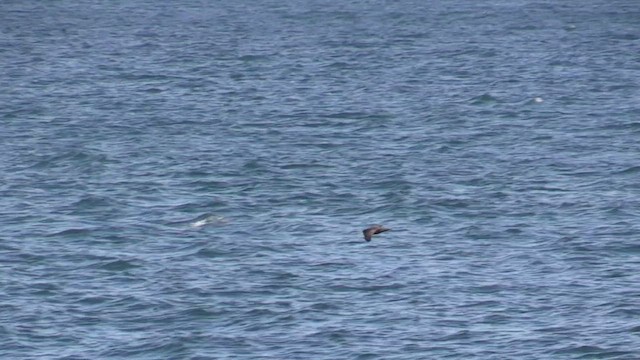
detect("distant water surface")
(2, 0), (640, 359)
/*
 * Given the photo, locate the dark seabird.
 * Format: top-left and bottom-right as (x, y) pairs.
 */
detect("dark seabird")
(363, 225), (390, 242)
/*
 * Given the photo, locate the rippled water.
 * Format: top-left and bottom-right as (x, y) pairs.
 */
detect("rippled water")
(2, 1), (640, 359)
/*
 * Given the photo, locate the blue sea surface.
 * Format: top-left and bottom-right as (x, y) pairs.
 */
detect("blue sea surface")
(2, 0), (640, 359)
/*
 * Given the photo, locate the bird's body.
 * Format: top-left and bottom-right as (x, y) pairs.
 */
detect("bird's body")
(363, 225), (390, 241)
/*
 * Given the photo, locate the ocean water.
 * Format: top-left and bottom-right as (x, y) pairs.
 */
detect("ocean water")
(2, 0), (640, 358)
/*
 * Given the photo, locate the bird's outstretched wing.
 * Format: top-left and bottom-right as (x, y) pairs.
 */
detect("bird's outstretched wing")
(363, 228), (376, 241)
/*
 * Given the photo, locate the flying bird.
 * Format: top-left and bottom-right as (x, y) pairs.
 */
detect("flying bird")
(362, 225), (390, 242)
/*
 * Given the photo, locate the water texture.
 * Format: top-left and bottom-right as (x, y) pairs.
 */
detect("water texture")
(2, 0), (640, 359)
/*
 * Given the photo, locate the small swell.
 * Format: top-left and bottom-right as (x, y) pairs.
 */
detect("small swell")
(469, 93), (499, 105)
(615, 165), (640, 175)
(100, 259), (141, 271)
(48, 228), (93, 237)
